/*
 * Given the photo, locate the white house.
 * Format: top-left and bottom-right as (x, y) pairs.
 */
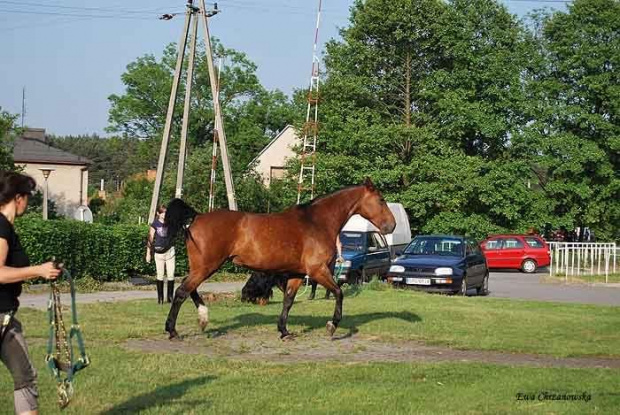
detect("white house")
(250, 125), (299, 187)
(13, 128), (91, 217)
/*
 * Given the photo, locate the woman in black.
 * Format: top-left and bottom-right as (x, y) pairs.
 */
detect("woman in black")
(146, 205), (176, 303)
(0, 171), (60, 415)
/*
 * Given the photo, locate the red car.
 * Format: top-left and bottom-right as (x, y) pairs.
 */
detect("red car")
(480, 234), (550, 273)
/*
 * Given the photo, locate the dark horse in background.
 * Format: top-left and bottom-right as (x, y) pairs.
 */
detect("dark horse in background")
(162, 178), (396, 340)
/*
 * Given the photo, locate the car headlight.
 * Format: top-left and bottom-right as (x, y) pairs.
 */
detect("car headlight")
(342, 260), (351, 268)
(389, 265), (405, 273)
(434, 267), (453, 276)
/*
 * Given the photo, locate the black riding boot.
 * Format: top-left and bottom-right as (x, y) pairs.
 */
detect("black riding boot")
(166, 280), (175, 303)
(156, 280), (164, 304)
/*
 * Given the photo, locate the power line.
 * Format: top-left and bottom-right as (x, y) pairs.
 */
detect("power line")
(0, 1), (164, 15)
(0, 2), (187, 33)
(0, 8), (156, 20)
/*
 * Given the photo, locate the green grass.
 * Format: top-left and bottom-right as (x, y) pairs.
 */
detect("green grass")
(545, 273), (620, 284)
(1, 287), (618, 414)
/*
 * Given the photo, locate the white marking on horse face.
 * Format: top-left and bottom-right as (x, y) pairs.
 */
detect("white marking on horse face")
(198, 305), (209, 323)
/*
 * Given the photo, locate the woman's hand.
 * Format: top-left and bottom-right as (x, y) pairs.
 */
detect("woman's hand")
(37, 262), (61, 280)
(146, 251), (152, 263)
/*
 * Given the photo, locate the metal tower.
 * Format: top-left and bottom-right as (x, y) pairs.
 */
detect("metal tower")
(296, 0), (322, 204)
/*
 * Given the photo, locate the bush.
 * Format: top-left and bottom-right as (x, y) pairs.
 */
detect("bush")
(14, 217), (188, 281)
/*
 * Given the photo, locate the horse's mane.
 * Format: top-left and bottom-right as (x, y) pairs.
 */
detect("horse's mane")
(292, 184), (364, 212)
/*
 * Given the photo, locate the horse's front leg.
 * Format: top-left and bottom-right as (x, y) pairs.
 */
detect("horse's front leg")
(190, 290), (209, 331)
(310, 265), (343, 337)
(278, 278), (304, 339)
(166, 272), (209, 340)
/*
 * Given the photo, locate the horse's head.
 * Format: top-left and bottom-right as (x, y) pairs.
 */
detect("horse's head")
(356, 178), (396, 234)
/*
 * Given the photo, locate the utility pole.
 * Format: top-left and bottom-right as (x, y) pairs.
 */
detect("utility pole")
(175, 12), (199, 198)
(208, 56), (224, 212)
(199, 0), (237, 210)
(148, 2), (193, 224)
(148, 0), (237, 224)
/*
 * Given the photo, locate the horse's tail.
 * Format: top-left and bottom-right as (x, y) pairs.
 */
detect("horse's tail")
(164, 198), (198, 249)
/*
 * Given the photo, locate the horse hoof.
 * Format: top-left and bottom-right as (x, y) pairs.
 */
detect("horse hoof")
(281, 333), (296, 341)
(168, 330), (181, 341)
(326, 321), (337, 336)
(198, 319), (208, 332)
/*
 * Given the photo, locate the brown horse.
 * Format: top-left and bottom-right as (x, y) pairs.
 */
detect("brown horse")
(163, 178), (396, 340)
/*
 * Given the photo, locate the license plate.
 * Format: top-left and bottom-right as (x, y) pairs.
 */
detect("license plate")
(406, 278), (431, 285)
(338, 275), (347, 280)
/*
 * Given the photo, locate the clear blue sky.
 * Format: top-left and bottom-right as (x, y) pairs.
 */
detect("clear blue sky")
(0, 0), (567, 136)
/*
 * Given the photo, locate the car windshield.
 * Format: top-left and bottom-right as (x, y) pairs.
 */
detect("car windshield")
(340, 232), (364, 252)
(404, 237), (463, 257)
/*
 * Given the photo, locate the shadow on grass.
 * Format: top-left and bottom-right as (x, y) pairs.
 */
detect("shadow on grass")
(102, 375), (215, 414)
(206, 311), (421, 340)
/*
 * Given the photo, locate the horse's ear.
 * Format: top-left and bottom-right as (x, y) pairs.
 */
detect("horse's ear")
(363, 177), (375, 190)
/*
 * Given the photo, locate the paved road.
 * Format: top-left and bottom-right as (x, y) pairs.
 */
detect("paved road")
(487, 270), (620, 306)
(20, 281), (244, 311)
(19, 273), (619, 310)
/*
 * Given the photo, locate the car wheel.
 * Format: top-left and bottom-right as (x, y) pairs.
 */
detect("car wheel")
(458, 276), (467, 296)
(477, 273), (489, 296)
(521, 259), (537, 273)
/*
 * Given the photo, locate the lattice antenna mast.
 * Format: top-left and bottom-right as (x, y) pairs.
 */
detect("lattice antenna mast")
(296, 0), (322, 204)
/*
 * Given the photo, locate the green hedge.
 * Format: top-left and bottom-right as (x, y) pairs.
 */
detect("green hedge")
(14, 216), (188, 281)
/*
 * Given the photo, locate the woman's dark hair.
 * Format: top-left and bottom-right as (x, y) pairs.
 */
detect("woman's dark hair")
(156, 205), (167, 214)
(0, 171), (36, 206)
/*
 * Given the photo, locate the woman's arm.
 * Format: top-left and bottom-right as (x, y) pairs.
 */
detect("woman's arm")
(147, 227), (155, 250)
(0, 239), (59, 283)
(336, 235), (343, 258)
(146, 226), (155, 262)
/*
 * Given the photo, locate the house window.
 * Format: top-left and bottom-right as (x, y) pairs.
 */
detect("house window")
(270, 167), (286, 181)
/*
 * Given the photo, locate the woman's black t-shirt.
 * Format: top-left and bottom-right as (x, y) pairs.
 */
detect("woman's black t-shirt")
(150, 219), (169, 253)
(0, 213), (30, 312)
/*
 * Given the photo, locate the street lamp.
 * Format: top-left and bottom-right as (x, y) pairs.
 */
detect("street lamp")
(39, 168), (54, 220)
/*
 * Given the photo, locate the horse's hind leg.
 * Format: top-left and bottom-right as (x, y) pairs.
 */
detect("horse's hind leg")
(278, 278), (304, 339)
(310, 265), (343, 337)
(190, 290), (209, 331)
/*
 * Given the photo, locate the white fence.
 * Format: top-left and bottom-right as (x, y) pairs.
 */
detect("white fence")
(548, 242), (617, 283)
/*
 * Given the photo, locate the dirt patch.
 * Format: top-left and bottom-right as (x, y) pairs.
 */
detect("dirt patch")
(201, 292), (237, 302)
(124, 330), (620, 369)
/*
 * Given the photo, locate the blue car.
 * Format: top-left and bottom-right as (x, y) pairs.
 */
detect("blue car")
(386, 235), (489, 295)
(336, 230), (392, 284)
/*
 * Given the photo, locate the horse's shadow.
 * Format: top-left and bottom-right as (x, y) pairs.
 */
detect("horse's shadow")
(102, 375), (215, 414)
(205, 311), (421, 340)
